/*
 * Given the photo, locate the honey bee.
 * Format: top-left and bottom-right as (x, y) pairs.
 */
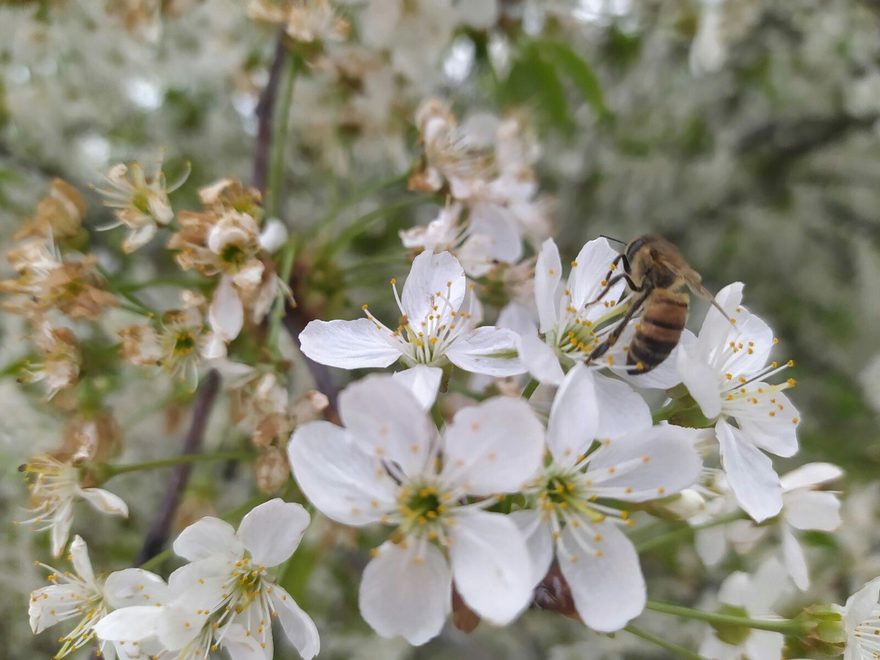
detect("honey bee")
(587, 234), (730, 374)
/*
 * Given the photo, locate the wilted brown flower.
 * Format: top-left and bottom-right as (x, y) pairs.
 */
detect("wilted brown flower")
(0, 240), (116, 320)
(14, 179), (86, 242)
(248, 0), (350, 44)
(119, 292), (211, 389)
(20, 324), (82, 400)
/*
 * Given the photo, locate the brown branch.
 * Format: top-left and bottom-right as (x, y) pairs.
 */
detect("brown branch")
(135, 369), (221, 564)
(249, 30), (341, 420)
(252, 31), (288, 194)
(282, 300), (340, 420)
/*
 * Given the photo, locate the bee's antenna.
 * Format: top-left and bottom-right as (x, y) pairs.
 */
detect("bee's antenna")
(599, 234), (626, 246)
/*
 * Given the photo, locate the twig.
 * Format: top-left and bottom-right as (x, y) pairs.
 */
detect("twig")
(252, 32), (288, 194)
(135, 369), (221, 564)
(282, 302), (340, 420)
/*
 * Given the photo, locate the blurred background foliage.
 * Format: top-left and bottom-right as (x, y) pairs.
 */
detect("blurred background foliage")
(2, 0), (880, 657)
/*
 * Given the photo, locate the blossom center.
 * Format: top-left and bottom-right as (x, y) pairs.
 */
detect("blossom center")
(396, 481), (451, 537)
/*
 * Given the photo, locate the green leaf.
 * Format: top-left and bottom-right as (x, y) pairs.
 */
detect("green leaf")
(503, 44), (573, 133)
(535, 40), (611, 121)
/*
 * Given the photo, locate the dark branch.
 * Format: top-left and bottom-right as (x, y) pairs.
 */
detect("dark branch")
(135, 369), (221, 564)
(282, 300), (340, 420)
(252, 32), (288, 194)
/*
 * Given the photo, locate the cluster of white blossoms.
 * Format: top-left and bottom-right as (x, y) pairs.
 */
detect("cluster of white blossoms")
(30, 501), (319, 660)
(8, 2), (879, 658)
(21, 223), (873, 658)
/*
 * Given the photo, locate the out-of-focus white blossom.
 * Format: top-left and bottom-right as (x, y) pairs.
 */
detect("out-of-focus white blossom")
(95, 160), (186, 254)
(19, 455), (128, 557)
(698, 558), (790, 660)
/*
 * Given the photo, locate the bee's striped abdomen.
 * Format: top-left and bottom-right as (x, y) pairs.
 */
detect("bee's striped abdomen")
(627, 290), (688, 374)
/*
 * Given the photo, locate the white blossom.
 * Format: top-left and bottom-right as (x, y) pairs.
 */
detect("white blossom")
(19, 455), (128, 557)
(299, 250), (525, 378)
(512, 364), (703, 631)
(841, 577), (880, 660)
(147, 499), (320, 659)
(698, 558), (790, 660)
(29, 535), (167, 659)
(290, 375), (544, 644)
(678, 282), (800, 522)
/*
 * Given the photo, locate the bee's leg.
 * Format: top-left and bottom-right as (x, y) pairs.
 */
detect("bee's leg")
(584, 272), (643, 309)
(586, 292), (649, 364)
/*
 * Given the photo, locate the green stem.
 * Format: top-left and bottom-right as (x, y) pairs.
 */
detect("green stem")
(322, 197), (423, 257)
(138, 548), (172, 572)
(116, 276), (210, 292)
(0, 355), (30, 378)
(652, 400), (681, 423)
(97, 265), (157, 316)
(304, 172), (409, 240)
(522, 378), (539, 400)
(624, 624), (704, 660)
(105, 450), (256, 477)
(635, 511), (746, 552)
(646, 600), (808, 636)
(266, 52), (298, 219)
(267, 239), (297, 355)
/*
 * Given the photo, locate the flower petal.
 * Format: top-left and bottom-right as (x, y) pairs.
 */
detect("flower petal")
(289, 421), (397, 526)
(535, 238), (562, 333)
(546, 364), (598, 466)
(441, 396), (544, 495)
(509, 509), (554, 588)
(446, 326), (526, 377)
(744, 630), (785, 660)
(780, 462), (844, 491)
(569, 238), (625, 311)
(784, 490), (841, 532)
(298, 318), (401, 369)
(29, 584), (81, 633)
(586, 425), (703, 501)
(497, 301), (538, 336)
(518, 332), (564, 385)
(258, 218), (289, 253)
(209, 276), (244, 342)
(237, 499), (310, 568)
(359, 540), (451, 646)
(69, 535), (95, 586)
(695, 525), (729, 567)
(270, 584), (320, 660)
(50, 499), (73, 557)
(79, 487), (129, 517)
(781, 526), (809, 591)
(677, 341), (722, 419)
(449, 509), (533, 625)
(844, 578), (880, 634)
(558, 520), (646, 632)
(94, 606), (163, 642)
(716, 419), (782, 522)
(391, 365), (442, 410)
(104, 568), (168, 609)
(339, 375), (436, 476)
(731, 387), (799, 458)
(594, 374), (652, 439)
(401, 250), (466, 328)
(172, 516), (241, 562)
